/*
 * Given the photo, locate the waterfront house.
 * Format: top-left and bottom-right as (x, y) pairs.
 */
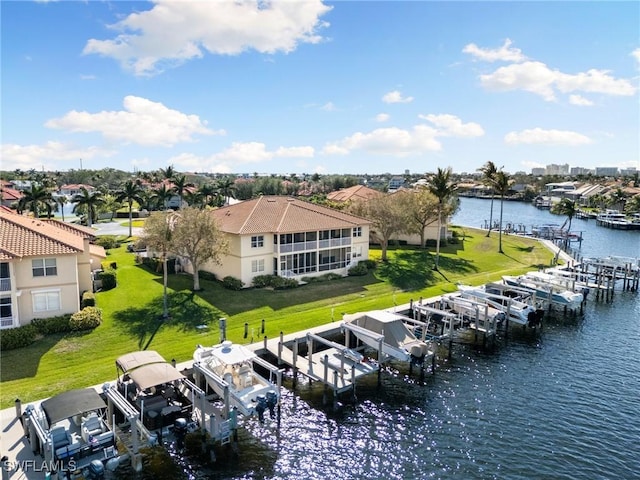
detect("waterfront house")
(1, 180), (23, 208)
(326, 185), (383, 203)
(194, 196), (371, 287)
(0, 210), (106, 328)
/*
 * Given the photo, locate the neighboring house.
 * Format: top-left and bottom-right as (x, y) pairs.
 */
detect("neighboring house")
(0, 210), (106, 329)
(1, 180), (23, 207)
(196, 196), (371, 287)
(326, 185), (383, 203)
(59, 184), (95, 196)
(388, 176), (405, 192)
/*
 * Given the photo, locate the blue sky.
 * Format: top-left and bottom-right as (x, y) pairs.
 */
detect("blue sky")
(2, 1), (639, 176)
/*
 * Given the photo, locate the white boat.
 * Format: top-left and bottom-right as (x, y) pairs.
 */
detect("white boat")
(342, 310), (432, 362)
(23, 388), (118, 474)
(502, 274), (584, 310)
(596, 209), (632, 229)
(456, 283), (540, 326)
(193, 341), (279, 418)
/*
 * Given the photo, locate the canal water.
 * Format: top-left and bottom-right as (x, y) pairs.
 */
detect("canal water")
(170, 198), (640, 480)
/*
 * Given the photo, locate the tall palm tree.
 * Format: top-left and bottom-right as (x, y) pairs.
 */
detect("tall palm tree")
(152, 184), (173, 211)
(552, 198), (578, 232)
(115, 179), (144, 237)
(159, 165), (175, 181)
(171, 174), (193, 209)
(17, 184), (53, 219)
(216, 177), (237, 206)
(478, 161), (498, 236)
(72, 187), (105, 227)
(55, 195), (68, 221)
(427, 167), (457, 270)
(491, 170), (511, 254)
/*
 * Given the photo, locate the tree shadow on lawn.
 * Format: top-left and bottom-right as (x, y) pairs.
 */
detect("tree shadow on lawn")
(113, 290), (223, 350)
(1, 333), (65, 382)
(377, 250), (479, 291)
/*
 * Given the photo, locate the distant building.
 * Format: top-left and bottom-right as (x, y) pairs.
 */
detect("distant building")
(595, 167), (619, 176)
(620, 167), (637, 177)
(388, 176), (405, 191)
(531, 168), (545, 176)
(570, 167), (592, 176)
(545, 164), (570, 175)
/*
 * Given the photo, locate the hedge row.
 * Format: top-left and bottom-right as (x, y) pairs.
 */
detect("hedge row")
(1, 307), (103, 351)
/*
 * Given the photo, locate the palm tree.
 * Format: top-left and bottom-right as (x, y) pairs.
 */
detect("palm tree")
(17, 184), (53, 219)
(491, 170), (511, 254)
(171, 174), (193, 209)
(152, 184), (173, 211)
(216, 177), (237, 206)
(55, 195), (68, 221)
(115, 179), (144, 237)
(72, 187), (105, 227)
(552, 198), (578, 232)
(478, 161), (498, 236)
(427, 167), (457, 270)
(159, 165), (175, 181)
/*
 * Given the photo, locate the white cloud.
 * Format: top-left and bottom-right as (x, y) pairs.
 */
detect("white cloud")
(83, 0), (332, 76)
(632, 48), (640, 68)
(382, 90), (414, 104)
(321, 102), (337, 111)
(324, 113), (484, 156)
(418, 114), (485, 137)
(479, 61), (636, 101)
(462, 38), (526, 63)
(569, 94), (594, 106)
(171, 142), (314, 171)
(375, 113), (390, 122)
(504, 128), (592, 146)
(324, 126), (441, 156)
(45, 96), (221, 146)
(0, 141), (115, 171)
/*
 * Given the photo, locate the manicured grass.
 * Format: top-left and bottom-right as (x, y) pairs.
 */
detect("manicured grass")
(0, 227), (554, 408)
(118, 219), (146, 228)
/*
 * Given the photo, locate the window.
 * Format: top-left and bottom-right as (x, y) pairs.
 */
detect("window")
(251, 235), (264, 248)
(353, 227), (362, 237)
(32, 290), (61, 312)
(32, 258), (57, 277)
(251, 259), (265, 273)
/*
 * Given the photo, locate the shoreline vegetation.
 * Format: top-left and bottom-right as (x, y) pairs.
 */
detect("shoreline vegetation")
(0, 226), (556, 409)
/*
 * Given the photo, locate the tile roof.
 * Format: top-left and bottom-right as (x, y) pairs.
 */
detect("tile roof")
(326, 185), (383, 203)
(1, 186), (23, 202)
(0, 210), (87, 260)
(212, 196), (371, 235)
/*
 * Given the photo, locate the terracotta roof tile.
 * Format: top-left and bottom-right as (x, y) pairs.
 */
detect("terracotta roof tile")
(0, 210), (85, 260)
(212, 196), (371, 235)
(327, 185), (383, 202)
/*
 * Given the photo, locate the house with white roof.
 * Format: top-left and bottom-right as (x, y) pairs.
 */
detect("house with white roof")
(0, 210), (106, 328)
(194, 196), (371, 287)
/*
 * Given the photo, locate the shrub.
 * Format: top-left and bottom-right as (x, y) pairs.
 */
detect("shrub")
(252, 275), (275, 288)
(447, 236), (460, 244)
(81, 291), (96, 308)
(222, 276), (244, 290)
(95, 235), (120, 250)
(270, 276), (298, 290)
(425, 239), (438, 247)
(361, 259), (378, 270)
(0, 324), (37, 350)
(69, 307), (102, 331)
(198, 270), (217, 282)
(98, 269), (117, 290)
(32, 315), (72, 335)
(348, 262), (368, 276)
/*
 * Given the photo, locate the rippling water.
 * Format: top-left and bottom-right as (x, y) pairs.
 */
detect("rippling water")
(167, 198), (640, 480)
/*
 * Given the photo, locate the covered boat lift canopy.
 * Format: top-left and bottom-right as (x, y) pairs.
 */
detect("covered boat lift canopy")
(343, 310), (430, 361)
(41, 388), (107, 426)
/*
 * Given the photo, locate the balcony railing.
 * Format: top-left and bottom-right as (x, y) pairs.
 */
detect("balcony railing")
(0, 278), (10, 291)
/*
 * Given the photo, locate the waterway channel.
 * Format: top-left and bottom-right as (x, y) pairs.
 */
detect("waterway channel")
(160, 197), (640, 480)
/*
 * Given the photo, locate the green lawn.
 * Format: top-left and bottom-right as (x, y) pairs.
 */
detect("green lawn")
(0, 227), (554, 408)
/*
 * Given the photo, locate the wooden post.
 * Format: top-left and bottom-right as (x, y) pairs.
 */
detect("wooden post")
(292, 339), (299, 388)
(244, 322), (248, 339)
(261, 318), (265, 334)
